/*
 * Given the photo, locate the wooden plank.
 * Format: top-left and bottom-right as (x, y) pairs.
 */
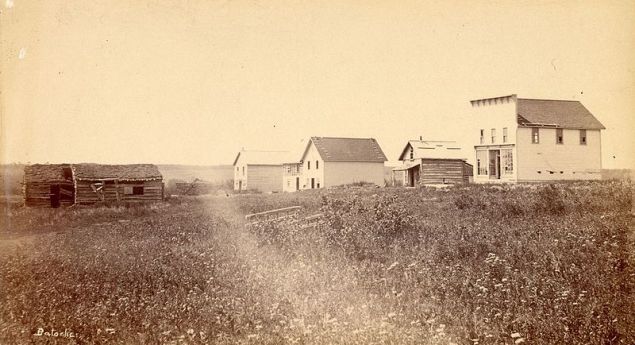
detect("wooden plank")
(245, 206), (301, 220)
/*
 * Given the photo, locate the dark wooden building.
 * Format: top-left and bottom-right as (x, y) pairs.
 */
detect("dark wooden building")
(23, 163), (163, 207)
(24, 164), (74, 207)
(394, 139), (473, 186)
(72, 164), (164, 204)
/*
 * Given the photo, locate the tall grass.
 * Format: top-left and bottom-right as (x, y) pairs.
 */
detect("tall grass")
(0, 181), (632, 344)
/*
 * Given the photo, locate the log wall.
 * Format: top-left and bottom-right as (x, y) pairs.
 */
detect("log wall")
(75, 180), (163, 204)
(420, 159), (472, 185)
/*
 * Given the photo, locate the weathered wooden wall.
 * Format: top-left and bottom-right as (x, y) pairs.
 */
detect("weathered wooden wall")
(75, 180), (163, 204)
(420, 159), (472, 184)
(24, 182), (74, 207)
(24, 164), (74, 207)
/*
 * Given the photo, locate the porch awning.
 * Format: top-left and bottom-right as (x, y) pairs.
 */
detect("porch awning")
(392, 161), (421, 171)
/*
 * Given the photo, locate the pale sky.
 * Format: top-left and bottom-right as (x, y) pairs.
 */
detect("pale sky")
(1, 0), (634, 168)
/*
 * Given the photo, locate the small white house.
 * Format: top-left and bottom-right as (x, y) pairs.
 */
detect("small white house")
(233, 150), (291, 193)
(470, 94), (605, 183)
(297, 137), (388, 189)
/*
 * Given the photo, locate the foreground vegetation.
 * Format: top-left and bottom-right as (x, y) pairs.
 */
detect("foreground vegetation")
(0, 181), (633, 344)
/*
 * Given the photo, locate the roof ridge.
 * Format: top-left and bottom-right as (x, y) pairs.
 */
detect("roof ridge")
(312, 136), (376, 140)
(518, 98), (581, 102)
(240, 150), (290, 152)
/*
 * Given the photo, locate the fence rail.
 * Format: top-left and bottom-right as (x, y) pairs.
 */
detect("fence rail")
(245, 206), (324, 229)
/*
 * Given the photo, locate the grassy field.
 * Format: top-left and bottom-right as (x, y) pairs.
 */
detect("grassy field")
(0, 181), (633, 344)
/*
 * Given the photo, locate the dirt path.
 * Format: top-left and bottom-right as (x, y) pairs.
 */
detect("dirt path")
(202, 195), (393, 338)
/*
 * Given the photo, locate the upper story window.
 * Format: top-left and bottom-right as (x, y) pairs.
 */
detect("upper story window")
(532, 128), (540, 144)
(502, 127), (508, 143)
(556, 128), (564, 144)
(316, 160), (319, 169)
(480, 129), (484, 144)
(236, 167), (239, 172)
(409, 149), (414, 159)
(491, 128), (496, 144)
(580, 129), (587, 145)
(307, 161), (311, 170)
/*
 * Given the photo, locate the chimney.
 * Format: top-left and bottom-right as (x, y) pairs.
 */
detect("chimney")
(419, 136), (423, 141)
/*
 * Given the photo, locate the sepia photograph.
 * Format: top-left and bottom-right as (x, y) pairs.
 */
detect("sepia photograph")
(1, 1), (634, 344)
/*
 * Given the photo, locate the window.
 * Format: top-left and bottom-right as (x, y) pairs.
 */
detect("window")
(491, 128), (496, 144)
(479, 129), (484, 144)
(476, 150), (488, 175)
(580, 129), (587, 145)
(316, 160), (319, 169)
(556, 128), (564, 144)
(63, 167), (72, 180)
(409, 150), (414, 159)
(502, 149), (513, 174)
(307, 161), (311, 170)
(503, 127), (508, 143)
(532, 128), (540, 144)
(242, 166), (245, 176)
(124, 186), (133, 195)
(236, 167), (239, 172)
(133, 186), (144, 195)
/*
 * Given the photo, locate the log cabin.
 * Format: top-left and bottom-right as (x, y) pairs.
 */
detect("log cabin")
(23, 164), (74, 207)
(72, 164), (164, 204)
(393, 139), (473, 186)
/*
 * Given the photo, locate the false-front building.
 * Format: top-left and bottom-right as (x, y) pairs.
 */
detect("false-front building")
(471, 94), (605, 183)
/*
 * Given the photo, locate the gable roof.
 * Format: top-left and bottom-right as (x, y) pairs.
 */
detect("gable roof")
(516, 98), (605, 129)
(72, 164), (162, 181)
(397, 140), (466, 161)
(232, 150), (292, 166)
(301, 137), (387, 163)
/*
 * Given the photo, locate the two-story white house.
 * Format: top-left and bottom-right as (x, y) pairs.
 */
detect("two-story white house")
(471, 94), (605, 183)
(297, 137), (388, 189)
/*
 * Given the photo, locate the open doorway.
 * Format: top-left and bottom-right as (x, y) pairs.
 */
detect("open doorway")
(489, 150), (501, 179)
(50, 185), (61, 208)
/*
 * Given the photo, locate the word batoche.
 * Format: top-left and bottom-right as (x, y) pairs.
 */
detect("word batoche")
(33, 327), (77, 338)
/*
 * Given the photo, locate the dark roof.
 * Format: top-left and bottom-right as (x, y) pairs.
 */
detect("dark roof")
(517, 98), (605, 129)
(72, 164), (162, 181)
(24, 164), (72, 182)
(302, 137), (387, 162)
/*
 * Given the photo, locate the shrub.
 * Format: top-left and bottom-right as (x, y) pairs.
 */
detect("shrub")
(533, 184), (566, 215)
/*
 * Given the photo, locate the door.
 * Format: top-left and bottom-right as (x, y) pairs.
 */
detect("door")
(238, 180), (242, 192)
(50, 185), (60, 208)
(295, 177), (299, 191)
(407, 166), (420, 187)
(489, 150), (500, 179)
(311, 178), (315, 189)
